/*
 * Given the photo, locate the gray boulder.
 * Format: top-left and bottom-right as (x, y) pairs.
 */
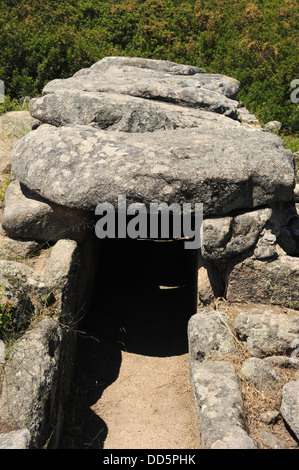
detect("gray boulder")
(259, 430), (285, 449)
(264, 355), (299, 369)
(10, 123), (294, 215)
(74, 56), (207, 76)
(44, 236), (96, 323)
(197, 255), (221, 305)
(189, 360), (257, 449)
(234, 310), (299, 358)
(2, 180), (89, 244)
(237, 106), (260, 126)
(12, 57), (295, 216)
(30, 57), (241, 130)
(42, 57), (240, 118)
(43, 75), (238, 117)
(0, 318), (75, 448)
(201, 208), (272, 260)
(226, 255), (299, 310)
(253, 229), (277, 259)
(188, 309), (236, 361)
(44, 239), (80, 322)
(0, 237), (40, 260)
(0, 429), (31, 449)
(280, 380), (299, 440)
(264, 121), (282, 133)
(30, 90), (241, 133)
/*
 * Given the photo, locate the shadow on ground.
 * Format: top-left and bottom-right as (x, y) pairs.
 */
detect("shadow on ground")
(60, 239), (198, 449)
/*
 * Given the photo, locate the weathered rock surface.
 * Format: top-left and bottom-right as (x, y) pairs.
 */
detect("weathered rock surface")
(234, 310), (299, 358)
(0, 237), (40, 260)
(11, 123), (294, 214)
(76, 56), (207, 76)
(280, 380), (299, 440)
(260, 410), (280, 425)
(188, 309), (235, 361)
(202, 199), (296, 261)
(2, 180), (89, 244)
(259, 430), (285, 449)
(44, 239), (80, 323)
(237, 106), (261, 126)
(240, 357), (282, 392)
(253, 229), (277, 259)
(0, 259), (49, 330)
(30, 91), (242, 133)
(0, 429), (31, 449)
(226, 255), (299, 310)
(197, 255), (222, 305)
(189, 360), (257, 449)
(264, 121), (282, 133)
(41, 57), (240, 119)
(201, 208), (272, 260)
(197, 262), (215, 306)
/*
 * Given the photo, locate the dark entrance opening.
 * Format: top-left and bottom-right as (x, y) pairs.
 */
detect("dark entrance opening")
(94, 237), (198, 356)
(60, 236), (199, 449)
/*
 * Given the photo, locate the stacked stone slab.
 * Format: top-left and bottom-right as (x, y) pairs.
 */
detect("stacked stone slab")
(4, 55), (298, 310)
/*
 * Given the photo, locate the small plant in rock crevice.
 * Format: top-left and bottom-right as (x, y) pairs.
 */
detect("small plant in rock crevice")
(0, 176), (11, 207)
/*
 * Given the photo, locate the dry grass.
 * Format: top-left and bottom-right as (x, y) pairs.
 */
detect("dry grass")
(240, 372), (298, 449)
(0, 111), (31, 196)
(0, 362), (16, 434)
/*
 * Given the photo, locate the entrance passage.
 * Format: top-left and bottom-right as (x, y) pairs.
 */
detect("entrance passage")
(60, 238), (200, 449)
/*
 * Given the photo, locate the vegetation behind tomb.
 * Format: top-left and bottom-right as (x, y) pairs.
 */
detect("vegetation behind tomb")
(0, 0), (298, 134)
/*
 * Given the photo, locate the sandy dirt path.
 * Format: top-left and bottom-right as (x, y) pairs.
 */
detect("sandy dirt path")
(92, 352), (200, 449)
(61, 326), (201, 450)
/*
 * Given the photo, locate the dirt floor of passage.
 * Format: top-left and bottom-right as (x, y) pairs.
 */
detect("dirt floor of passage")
(60, 238), (201, 449)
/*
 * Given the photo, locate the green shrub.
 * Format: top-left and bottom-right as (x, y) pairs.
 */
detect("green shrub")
(0, 95), (29, 116)
(0, 0), (298, 132)
(282, 134), (299, 154)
